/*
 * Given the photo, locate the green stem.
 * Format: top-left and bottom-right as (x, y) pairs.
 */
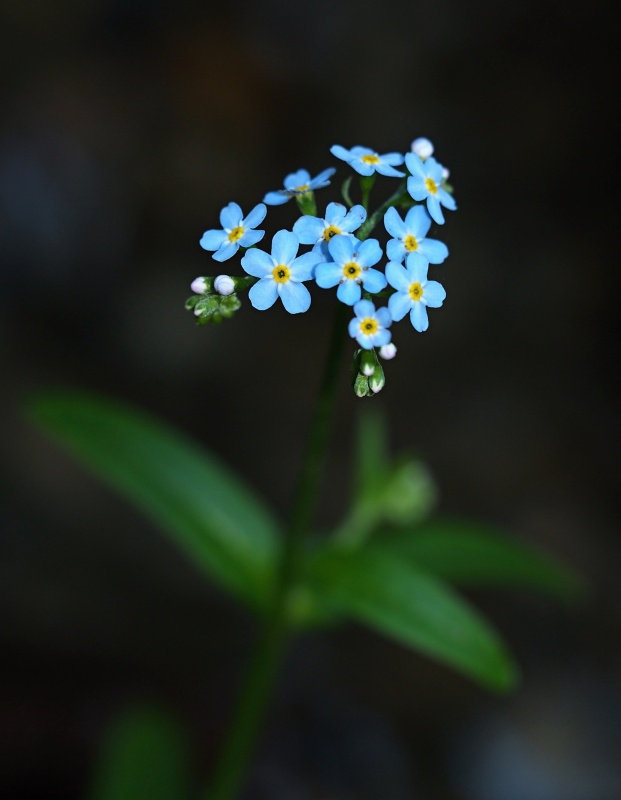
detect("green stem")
(357, 179), (408, 241)
(205, 302), (349, 800)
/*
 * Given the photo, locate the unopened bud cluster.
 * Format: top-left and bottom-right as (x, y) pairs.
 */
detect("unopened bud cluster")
(187, 138), (456, 395)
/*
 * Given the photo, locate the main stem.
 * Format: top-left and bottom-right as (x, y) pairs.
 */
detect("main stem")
(206, 302), (349, 800)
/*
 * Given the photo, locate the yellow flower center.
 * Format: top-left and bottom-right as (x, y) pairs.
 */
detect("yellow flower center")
(404, 235), (419, 252)
(272, 264), (291, 283)
(409, 282), (424, 301)
(323, 224), (341, 242)
(343, 261), (361, 280)
(227, 226), (245, 243)
(425, 177), (438, 195)
(295, 184), (310, 194)
(360, 317), (378, 335)
(361, 154), (379, 165)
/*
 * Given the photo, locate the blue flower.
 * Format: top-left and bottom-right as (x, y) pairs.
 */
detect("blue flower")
(330, 145), (405, 178)
(199, 202), (267, 262)
(293, 202), (367, 257)
(383, 206), (449, 264)
(386, 253), (446, 332)
(405, 153), (456, 225)
(315, 235), (386, 306)
(263, 167), (336, 206)
(241, 229), (319, 314)
(348, 299), (392, 350)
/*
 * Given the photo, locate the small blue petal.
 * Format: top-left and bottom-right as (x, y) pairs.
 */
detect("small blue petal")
(407, 175), (427, 202)
(249, 278), (278, 310)
(384, 207), (406, 239)
(213, 241), (239, 262)
(361, 268), (387, 294)
(405, 205), (432, 239)
(200, 229), (227, 251)
(422, 280), (446, 307)
(263, 191), (290, 206)
(388, 292), (411, 322)
(239, 229), (264, 248)
(271, 229), (298, 265)
(375, 163), (406, 178)
(291, 251), (321, 281)
(293, 215), (324, 244)
(386, 239), (407, 263)
(381, 152), (405, 166)
(279, 281), (311, 314)
(330, 145), (351, 162)
(438, 187), (457, 211)
(243, 203), (267, 229)
(284, 170), (310, 190)
(406, 254), (429, 283)
(370, 329), (391, 348)
(386, 261), (410, 292)
(348, 316), (361, 338)
(337, 280), (361, 305)
(351, 161), (375, 177)
(342, 204), (367, 231)
(418, 238), (448, 264)
(376, 307), (392, 328)
(310, 167), (336, 187)
(354, 299), (375, 318)
(357, 238), (382, 267)
(315, 262), (343, 288)
(241, 248), (274, 278)
(411, 302), (429, 332)
(405, 152), (425, 178)
(426, 195), (445, 225)
(328, 234), (355, 264)
(220, 202), (242, 230)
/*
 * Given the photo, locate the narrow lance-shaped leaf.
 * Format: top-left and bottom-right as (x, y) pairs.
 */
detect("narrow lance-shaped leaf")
(26, 391), (281, 609)
(308, 544), (519, 692)
(378, 517), (585, 603)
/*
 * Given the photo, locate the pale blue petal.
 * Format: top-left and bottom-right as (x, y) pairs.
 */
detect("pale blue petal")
(381, 152), (405, 165)
(376, 307), (392, 328)
(337, 279), (361, 305)
(239, 229), (264, 247)
(243, 203), (267, 229)
(330, 145), (351, 162)
(410, 302), (429, 332)
(418, 238), (448, 264)
(342, 204), (366, 231)
(348, 316), (361, 338)
(375, 163), (406, 178)
(279, 281), (311, 314)
(425, 157), (444, 184)
(220, 202), (242, 229)
(361, 268), (387, 293)
(405, 152), (425, 178)
(427, 195), (445, 225)
(291, 251), (321, 281)
(213, 241), (239, 262)
(293, 215), (325, 244)
(386, 260), (410, 291)
(199, 229), (227, 251)
(406, 254), (429, 283)
(310, 167), (336, 187)
(422, 280), (446, 307)
(384, 207), (406, 238)
(350, 146), (373, 157)
(263, 190), (289, 206)
(284, 170), (310, 190)
(315, 262), (343, 288)
(354, 299), (375, 318)
(352, 160), (375, 176)
(388, 292), (411, 322)
(328, 234), (355, 264)
(438, 187), (457, 211)
(357, 334), (374, 350)
(407, 175), (427, 201)
(241, 248), (274, 277)
(357, 238), (382, 267)
(325, 201), (347, 223)
(386, 239), (407, 263)
(405, 205), (432, 239)
(271, 229), (298, 265)
(249, 278), (278, 310)
(370, 329), (391, 347)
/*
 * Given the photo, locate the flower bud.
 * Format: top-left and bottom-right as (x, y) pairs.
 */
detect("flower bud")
(353, 372), (370, 398)
(214, 274), (235, 296)
(379, 343), (397, 360)
(191, 276), (213, 294)
(369, 363), (385, 394)
(441, 166), (450, 180)
(360, 349), (378, 376)
(411, 137), (434, 160)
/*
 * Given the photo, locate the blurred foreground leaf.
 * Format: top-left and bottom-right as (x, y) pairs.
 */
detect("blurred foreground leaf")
(27, 391), (281, 609)
(308, 544), (519, 692)
(379, 518), (585, 602)
(87, 705), (191, 800)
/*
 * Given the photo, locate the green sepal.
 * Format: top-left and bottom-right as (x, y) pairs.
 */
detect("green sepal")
(341, 176), (354, 208)
(295, 192), (317, 216)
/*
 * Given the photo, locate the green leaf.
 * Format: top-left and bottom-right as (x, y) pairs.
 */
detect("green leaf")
(26, 390), (281, 609)
(87, 704), (191, 800)
(378, 518), (585, 603)
(308, 544), (519, 692)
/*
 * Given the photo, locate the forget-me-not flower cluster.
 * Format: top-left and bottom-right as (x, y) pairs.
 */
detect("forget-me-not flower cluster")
(187, 137), (457, 395)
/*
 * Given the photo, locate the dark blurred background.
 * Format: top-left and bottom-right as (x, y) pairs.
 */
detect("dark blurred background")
(1, 1), (619, 798)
